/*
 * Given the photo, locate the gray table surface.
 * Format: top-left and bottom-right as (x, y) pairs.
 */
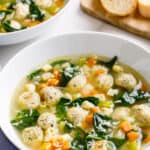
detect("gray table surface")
(0, 0), (149, 149)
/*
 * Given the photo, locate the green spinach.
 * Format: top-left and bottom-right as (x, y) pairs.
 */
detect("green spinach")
(2, 20), (26, 32)
(27, 69), (43, 81)
(97, 56), (118, 69)
(56, 98), (70, 120)
(93, 113), (113, 138)
(0, 10), (12, 21)
(114, 89), (150, 106)
(60, 64), (80, 86)
(11, 109), (40, 130)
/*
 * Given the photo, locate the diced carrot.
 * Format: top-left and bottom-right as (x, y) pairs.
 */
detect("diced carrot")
(55, 0), (64, 7)
(127, 132), (139, 141)
(144, 135), (150, 143)
(87, 57), (96, 67)
(53, 70), (60, 79)
(94, 69), (105, 76)
(47, 78), (59, 86)
(82, 121), (90, 129)
(38, 83), (47, 90)
(119, 121), (132, 133)
(142, 128), (149, 134)
(141, 83), (148, 91)
(27, 21), (41, 27)
(90, 107), (100, 113)
(85, 114), (93, 124)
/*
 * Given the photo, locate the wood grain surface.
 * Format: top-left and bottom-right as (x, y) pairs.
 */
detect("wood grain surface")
(81, 0), (150, 39)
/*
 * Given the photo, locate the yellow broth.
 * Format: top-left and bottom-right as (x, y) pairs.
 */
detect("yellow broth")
(11, 55), (150, 150)
(0, 0), (65, 33)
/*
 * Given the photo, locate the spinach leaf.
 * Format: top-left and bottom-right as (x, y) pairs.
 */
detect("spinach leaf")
(71, 127), (86, 150)
(109, 138), (126, 148)
(114, 89), (150, 106)
(63, 120), (74, 133)
(27, 69), (43, 81)
(29, 2), (44, 20)
(8, 2), (16, 9)
(97, 56), (118, 69)
(0, 10), (12, 21)
(21, 0), (44, 20)
(2, 20), (26, 32)
(71, 97), (99, 107)
(56, 98), (70, 120)
(11, 109), (40, 130)
(51, 59), (70, 66)
(60, 64), (80, 86)
(86, 131), (102, 141)
(93, 113), (113, 138)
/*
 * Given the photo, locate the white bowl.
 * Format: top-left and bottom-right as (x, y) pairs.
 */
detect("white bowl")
(0, 0), (71, 45)
(0, 32), (150, 150)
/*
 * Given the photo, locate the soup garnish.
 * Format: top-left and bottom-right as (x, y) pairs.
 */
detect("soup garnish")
(11, 55), (150, 150)
(0, 0), (64, 33)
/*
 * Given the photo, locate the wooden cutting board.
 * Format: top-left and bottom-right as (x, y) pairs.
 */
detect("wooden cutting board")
(81, 0), (150, 39)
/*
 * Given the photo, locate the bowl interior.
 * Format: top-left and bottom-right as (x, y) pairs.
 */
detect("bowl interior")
(0, 32), (150, 149)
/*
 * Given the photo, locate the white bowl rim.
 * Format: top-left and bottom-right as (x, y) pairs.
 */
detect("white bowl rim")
(0, 31), (150, 149)
(0, 0), (71, 36)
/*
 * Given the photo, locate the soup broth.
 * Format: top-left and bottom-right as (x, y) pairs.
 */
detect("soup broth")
(0, 0), (65, 33)
(11, 55), (150, 150)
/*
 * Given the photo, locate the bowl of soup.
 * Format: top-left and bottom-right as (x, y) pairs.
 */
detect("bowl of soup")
(0, 32), (150, 150)
(0, 0), (71, 45)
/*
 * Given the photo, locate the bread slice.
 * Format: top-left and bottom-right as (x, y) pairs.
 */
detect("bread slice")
(100, 0), (137, 16)
(138, 0), (150, 18)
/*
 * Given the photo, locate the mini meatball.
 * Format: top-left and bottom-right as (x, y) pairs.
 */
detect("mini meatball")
(22, 126), (43, 145)
(67, 107), (88, 125)
(115, 73), (137, 90)
(96, 74), (114, 91)
(41, 86), (62, 105)
(34, 0), (53, 8)
(112, 107), (131, 121)
(68, 75), (86, 92)
(15, 3), (29, 19)
(38, 112), (57, 129)
(132, 104), (150, 127)
(19, 91), (40, 109)
(91, 140), (108, 150)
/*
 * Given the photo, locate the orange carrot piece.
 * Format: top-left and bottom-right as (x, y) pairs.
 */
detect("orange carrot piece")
(127, 132), (139, 141)
(85, 114), (93, 124)
(47, 78), (59, 86)
(94, 69), (105, 76)
(87, 57), (96, 67)
(144, 136), (150, 143)
(38, 83), (47, 89)
(141, 83), (148, 91)
(90, 107), (100, 113)
(120, 121), (132, 133)
(27, 21), (41, 27)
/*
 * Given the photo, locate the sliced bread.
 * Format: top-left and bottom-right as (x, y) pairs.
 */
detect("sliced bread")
(138, 0), (150, 18)
(100, 0), (137, 16)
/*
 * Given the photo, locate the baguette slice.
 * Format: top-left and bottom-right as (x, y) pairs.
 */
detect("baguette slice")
(138, 0), (150, 18)
(100, 0), (137, 16)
